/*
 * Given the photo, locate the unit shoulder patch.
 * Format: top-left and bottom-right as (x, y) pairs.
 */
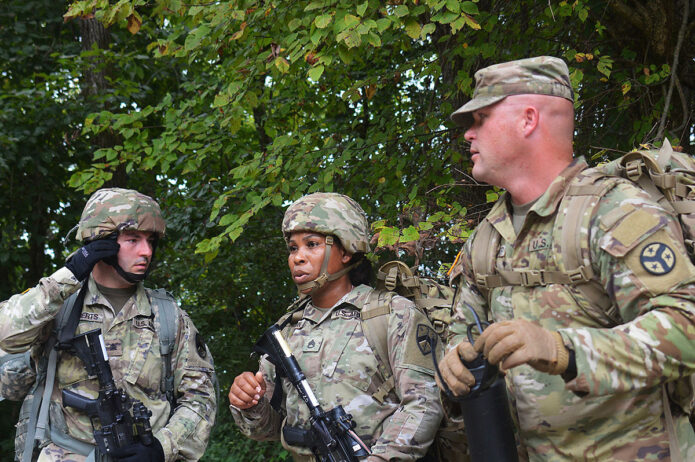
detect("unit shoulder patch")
(640, 242), (676, 275)
(625, 229), (695, 295)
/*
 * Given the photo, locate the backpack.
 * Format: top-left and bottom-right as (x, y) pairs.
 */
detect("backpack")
(468, 140), (695, 436)
(368, 260), (466, 462)
(279, 261), (462, 461)
(8, 287), (181, 462)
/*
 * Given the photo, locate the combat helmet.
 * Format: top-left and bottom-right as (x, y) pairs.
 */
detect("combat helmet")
(74, 188), (166, 283)
(282, 192), (370, 294)
(77, 188), (166, 242)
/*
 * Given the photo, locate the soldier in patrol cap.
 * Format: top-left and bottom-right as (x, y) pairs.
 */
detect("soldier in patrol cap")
(438, 56), (695, 459)
(228, 192), (444, 461)
(0, 188), (217, 461)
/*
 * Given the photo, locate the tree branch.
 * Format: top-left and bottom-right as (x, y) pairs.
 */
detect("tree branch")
(657, 0), (689, 140)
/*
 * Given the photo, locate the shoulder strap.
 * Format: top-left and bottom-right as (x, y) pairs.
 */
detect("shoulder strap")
(25, 290), (81, 462)
(470, 218), (501, 304)
(148, 288), (179, 408)
(359, 289), (395, 404)
(560, 171), (622, 326)
(56, 284), (89, 350)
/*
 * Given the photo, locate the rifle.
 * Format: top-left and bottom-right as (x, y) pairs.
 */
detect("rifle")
(61, 328), (154, 455)
(254, 324), (370, 462)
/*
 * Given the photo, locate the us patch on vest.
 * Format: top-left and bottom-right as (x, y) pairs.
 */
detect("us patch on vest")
(529, 236), (549, 252)
(333, 308), (359, 320)
(640, 242), (676, 275)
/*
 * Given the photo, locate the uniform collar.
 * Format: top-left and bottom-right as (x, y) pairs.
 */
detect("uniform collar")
(485, 157), (588, 242)
(302, 284), (371, 325)
(86, 275), (152, 319)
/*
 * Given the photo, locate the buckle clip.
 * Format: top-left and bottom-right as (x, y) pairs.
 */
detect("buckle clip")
(520, 271), (544, 286)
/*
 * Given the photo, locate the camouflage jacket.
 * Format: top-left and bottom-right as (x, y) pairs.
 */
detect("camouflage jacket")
(446, 158), (695, 461)
(0, 267), (217, 461)
(231, 284), (443, 461)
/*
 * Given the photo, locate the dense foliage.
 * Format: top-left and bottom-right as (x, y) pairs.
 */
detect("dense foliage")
(2, 0), (693, 459)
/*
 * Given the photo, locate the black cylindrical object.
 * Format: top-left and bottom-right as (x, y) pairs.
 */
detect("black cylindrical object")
(459, 355), (518, 462)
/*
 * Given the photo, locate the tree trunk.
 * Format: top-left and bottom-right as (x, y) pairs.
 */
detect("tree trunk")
(80, 18), (127, 187)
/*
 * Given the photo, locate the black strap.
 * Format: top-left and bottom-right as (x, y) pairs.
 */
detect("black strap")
(55, 283), (89, 351)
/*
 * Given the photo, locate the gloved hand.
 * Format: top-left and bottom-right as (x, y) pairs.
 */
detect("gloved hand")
(65, 238), (120, 281)
(110, 437), (165, 462)
(435, 341), (479, 397)
(473, 319), (569, 375)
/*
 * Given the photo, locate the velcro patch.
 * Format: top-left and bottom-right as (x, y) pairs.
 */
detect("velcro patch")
(133, 317), (154, 331)
(625, 229), (695, 295)
(401, 314), (439, 373)
(195, 333), (208, 359)
(303, 337), (323, 353)
(333, 308), (360, 320)
(79, 312), (103, 323)
(528, 236), (549, 252)
(105, 340), (123, 357)
(611, 209), (660, 248)
(416, 324), (438, 355)
(640, 242), (676, 275)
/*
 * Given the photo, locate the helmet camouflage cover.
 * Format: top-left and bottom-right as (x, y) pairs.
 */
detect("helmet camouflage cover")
(76, 188), (166, 242)
(282, 192), (371, 254)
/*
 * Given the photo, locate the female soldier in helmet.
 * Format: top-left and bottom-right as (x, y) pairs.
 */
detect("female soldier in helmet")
(229, 192), (443, 461)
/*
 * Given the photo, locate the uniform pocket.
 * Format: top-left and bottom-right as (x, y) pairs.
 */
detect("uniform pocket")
(324, 321), (377, 393)
(125, 325), (163, 399)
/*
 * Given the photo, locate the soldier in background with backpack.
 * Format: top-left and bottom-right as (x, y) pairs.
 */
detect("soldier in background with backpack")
(228, 192), (443, 461)
(0, 188), (217, 461)
(437, 56), (695, 460)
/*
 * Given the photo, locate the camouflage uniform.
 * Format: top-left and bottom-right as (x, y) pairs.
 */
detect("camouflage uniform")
(0, 188), (216, 461)
(231, 285), (443, 461)
(446, 158), (695, 460)
(231, 192), (443, 461)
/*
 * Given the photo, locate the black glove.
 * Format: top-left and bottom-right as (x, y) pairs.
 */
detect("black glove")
(65, 238), (120, 281)
(110, 438), (165, 462)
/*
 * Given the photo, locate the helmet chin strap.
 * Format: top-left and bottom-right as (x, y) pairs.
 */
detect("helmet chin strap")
(296, 235), (357, 296)
(103, 234), (158, 285)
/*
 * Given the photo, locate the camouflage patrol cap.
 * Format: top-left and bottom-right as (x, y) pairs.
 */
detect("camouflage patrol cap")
(450, 56), (574, 126)
(282, 192), (371, 254)
(76, 188), (166, 242)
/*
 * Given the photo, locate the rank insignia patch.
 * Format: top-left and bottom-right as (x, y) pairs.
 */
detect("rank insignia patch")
(640, 242), (676, 275)
(416, 324), (438, 355)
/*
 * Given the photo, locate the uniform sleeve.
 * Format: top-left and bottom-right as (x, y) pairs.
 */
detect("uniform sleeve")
(0, 267), (80, 353)
(367, 297), (444, 461)
(155, 312), (218, 462)
(229, 357), (284, 441)
(561, 182), (695, 396)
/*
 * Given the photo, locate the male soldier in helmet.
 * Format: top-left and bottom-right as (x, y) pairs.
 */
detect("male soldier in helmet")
(0, 188), (217, 461)
(228, 192), (443, 461)
(438, 56), (695, 459)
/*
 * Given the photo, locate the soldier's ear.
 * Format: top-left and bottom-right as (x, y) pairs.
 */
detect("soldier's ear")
(521, 106), (539, 136)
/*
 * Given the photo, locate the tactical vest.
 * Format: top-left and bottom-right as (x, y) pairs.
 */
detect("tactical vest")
(12, 288), (180, 462)
(467, 139), (695, 460)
